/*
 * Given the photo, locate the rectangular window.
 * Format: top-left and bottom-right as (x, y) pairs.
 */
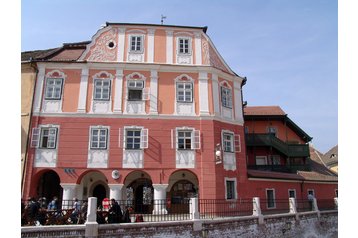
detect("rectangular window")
(288, 189), (296, 198)
(221, 87), (232, 108)
(266, 189), (275, 208)
(255, 156), (267, 165)
(40, 128), (58, 149)
(270, 155), (281, 165)
(94, 79), (111, 100)
(177, 131), (192, 150)
(176, 82), (193, 102)
(223, 132), (234, 153)
(90, 128), (108, 149)
(308, 189), (315, 196)
(45, 78), (63, 100)
(126, 130), (141, 149)
(128, 80), (144, 101)
(130, 36), (143, 52)
(178, 38), (190, 54)
(267, 126), (277, 136)
(225, 179), (236, 200)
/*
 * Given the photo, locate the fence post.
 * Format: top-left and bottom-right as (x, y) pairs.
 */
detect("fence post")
(190, 198), (202, 232)
(334, 197), (338, 210)
(252, 197), (264, 224)
(313, 198), (320, 218)
(289, 198), (299, 221)
(85, 197), (98, 238)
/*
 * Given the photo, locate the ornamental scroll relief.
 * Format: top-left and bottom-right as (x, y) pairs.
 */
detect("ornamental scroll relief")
(86, 28), (118, 62)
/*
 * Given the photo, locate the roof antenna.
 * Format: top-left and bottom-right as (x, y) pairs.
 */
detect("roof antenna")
(161, 15), (167, 25)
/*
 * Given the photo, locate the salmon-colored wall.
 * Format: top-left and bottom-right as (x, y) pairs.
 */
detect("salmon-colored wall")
(61, 69), (81, 112)
(154, 29), (166, 63)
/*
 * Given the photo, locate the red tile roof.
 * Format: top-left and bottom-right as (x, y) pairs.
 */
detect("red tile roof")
(50, 49), (86, 61)
(244, 106), (286, 116)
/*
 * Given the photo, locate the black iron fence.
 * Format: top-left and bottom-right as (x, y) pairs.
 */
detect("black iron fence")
(21, 197), (337, 226)
(199, 199), (252, 219)
(260, 199), (290, 215)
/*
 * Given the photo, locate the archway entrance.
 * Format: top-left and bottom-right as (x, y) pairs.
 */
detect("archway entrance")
(168, 170), (199, 213)
(124, 171), (153, 213)
(36, 170), (62, 202)
(92, 184), (107, 208)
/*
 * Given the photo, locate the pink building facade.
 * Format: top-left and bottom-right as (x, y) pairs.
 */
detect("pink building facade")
(23, 23), (247, 210)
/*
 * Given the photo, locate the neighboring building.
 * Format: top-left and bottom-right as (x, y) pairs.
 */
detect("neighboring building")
(21, 23), (337, 213)
(323, 145), (338, 173)
(242, 106), (337, 202)
(22, 23), (247, 212)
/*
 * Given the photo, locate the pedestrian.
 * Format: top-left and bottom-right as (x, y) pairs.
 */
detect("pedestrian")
(47, 196), (58, 211)
(108, 199), (122, 223)
(70, 198), (81, 224)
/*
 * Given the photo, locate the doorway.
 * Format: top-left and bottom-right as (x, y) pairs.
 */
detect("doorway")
(92, 184), (107, 208)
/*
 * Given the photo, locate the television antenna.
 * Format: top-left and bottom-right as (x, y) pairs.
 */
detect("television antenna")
(161, 15), (167, 25)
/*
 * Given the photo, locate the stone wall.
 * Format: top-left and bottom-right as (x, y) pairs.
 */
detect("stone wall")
(21, 211), (337, 238)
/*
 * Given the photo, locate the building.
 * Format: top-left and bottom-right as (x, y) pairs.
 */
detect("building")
(322, 145), (338, 174)
(22, 23), (248, 212)
(22, 23), (337, 213)
(242, 106), (337, 204)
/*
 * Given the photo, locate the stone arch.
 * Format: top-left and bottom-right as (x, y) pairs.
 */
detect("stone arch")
(77, 170), (109, 205)
(34, 169), (63, 202)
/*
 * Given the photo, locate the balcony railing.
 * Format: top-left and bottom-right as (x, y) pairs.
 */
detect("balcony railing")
(245, 133), (310, 157)
(247, 164), (311, 173)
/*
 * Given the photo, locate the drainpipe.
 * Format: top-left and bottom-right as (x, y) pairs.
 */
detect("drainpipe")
(21, 58), (38, 198)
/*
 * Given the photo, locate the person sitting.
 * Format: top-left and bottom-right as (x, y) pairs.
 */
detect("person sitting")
(47, 196), (58, 211)
(108, 199), (122, 223)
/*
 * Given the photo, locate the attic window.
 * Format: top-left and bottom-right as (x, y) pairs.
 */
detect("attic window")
(330, 154), (337, 158)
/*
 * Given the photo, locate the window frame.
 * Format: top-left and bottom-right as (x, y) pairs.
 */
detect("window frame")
(127, 80), (144, 101)
(125, 129), (142, 150)
(221, 86), (233, 109)
(225, 177), (237, 200)
(39, 127), (58, 149)
(130, 35), (144, 53)
(44, 78), (64, 100)
(176, 82), (193, 103)
(90, 127), (109, 150)
(222, 132), (234, 153)
(266, 188), (276, 209)
(288, 189), (296, 199)
(307, 189), (315, 197)
(177, 130), (193, 150)
(93, 79), (111, 101)
(255, 156), (268, 165)
(177, 37), (191, 55)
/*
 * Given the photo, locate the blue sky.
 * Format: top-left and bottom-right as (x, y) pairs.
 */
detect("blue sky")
(21, 0), (338, 153)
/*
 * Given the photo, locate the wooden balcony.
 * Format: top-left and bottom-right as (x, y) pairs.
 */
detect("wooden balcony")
(247, 164), (311, 173)
(245, 133), (310, 157)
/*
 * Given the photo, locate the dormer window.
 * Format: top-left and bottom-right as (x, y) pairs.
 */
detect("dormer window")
(178, 37), (190, 54)
(130, 35), (143, 52)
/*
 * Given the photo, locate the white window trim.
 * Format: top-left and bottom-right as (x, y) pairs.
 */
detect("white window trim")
(267, 126), (278, 136)
(176, 36), (192, 55)
(31, 125), (59, 149)
(122, 126), (148, 150)
(172, 127), (200, 150)
(220, 85), (233, 109)
(255, 156), (268, 165)
(266, 188), (276, 209)
(224, 177), (237, 200)
(221, 130), (234, 153)
(307, 189), (315, 197)
(44, 78), (64, 100)
(128, 34), (145, 53)
(125, 72), (149, 101)
(93, 78), (111, 101)
(91, 71), (114, 101)
(44, 70), (66, 101)
(174, 74), (195, 115)
(89, 126), (110, 150)
(288, 189), (296, 199)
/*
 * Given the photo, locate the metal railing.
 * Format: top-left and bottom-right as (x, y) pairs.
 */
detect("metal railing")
(199, 199), (252, 219)
(260, 199), (290, 215)
(21, 197), (337, 226)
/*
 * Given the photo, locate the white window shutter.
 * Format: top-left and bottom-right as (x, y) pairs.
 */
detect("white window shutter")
(118, 128), (121, 148)
(142, 88), (150, 101)
(234, 134), (241, 152)
(123, 128), (127, 148)
(192, 130), (201, 150)
(47, 128), (57, 148)
(171, 129), (176, 149)
(140, 128), (149, 149)
(30, 128), (40, 148)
